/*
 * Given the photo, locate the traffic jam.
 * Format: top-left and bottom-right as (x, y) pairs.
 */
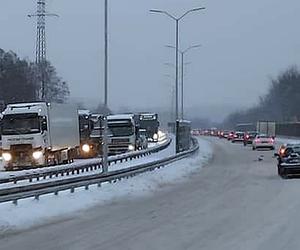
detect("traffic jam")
(192, 122), (300, 179)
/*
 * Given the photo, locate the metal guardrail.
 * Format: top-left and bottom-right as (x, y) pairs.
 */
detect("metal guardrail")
(0, 137), (172, 186)
(0, 138), (199, 204)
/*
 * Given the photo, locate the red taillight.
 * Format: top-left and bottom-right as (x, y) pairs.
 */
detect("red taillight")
(255, 139), (261, 143)
(246, 135), (250, 139)
(269, 139), (274, 143)
(279, 148), (285, 155)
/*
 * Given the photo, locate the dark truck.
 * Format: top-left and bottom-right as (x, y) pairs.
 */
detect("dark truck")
(78, 110), (103, 158)
(136, 113), (160, 142)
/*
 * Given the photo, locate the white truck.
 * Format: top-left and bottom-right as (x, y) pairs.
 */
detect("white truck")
(107, 114), (137, 155)
(1, 102), (80, 170)
(256, 121), (276, 137)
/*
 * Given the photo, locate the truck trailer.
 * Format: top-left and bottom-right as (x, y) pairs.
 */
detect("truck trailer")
(1, 102), (80, 170)
(256, 121), (276, 137)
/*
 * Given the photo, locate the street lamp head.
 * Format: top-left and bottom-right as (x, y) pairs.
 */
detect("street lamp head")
(190, 7), (206, 12)
(165, 45), (176, 49)
(149, 9), (164, 14)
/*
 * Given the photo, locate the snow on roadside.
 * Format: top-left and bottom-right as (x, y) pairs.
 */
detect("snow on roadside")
(0, 138), (212, 233)
(276, 137), (300, 145)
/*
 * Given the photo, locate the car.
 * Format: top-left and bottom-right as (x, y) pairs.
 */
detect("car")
(252, 134), (275, 150)
(275, 144), (300, 178)
(219, 130), (229, 139)
(227, 131), (235, 141)
(243, 131), (258, 146)
(231, 131), (245, 143)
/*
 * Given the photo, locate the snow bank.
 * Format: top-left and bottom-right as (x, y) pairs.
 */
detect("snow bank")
(0, 138), (212, 233)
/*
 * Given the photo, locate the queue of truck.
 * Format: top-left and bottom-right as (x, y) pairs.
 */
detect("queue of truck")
(0, 102), (161, 171)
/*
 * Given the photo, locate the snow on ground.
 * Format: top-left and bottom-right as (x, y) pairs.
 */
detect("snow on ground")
(0, 138), (212, 233)
(276, 137), (300, 145)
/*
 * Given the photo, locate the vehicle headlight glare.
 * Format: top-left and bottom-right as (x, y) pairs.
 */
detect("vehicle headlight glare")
(2, 153), (12, 162)
(82, 144), (90, 153)
(128, 145), (135, 151)
(153, 133), (158, 140)
(32, 151), (43, 160)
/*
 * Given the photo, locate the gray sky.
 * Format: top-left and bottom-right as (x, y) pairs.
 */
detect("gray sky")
(0, 0), (299, 121)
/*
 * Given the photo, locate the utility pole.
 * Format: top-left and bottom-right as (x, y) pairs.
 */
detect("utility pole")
(102, 0), (109, 173)
(28, 0), (58, 101)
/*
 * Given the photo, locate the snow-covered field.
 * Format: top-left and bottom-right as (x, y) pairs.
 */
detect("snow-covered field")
(0, 138), (212, 233)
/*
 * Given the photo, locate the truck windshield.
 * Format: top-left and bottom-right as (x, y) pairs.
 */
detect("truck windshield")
(108, 120), (134, 137)
(2, 113), (40, 135)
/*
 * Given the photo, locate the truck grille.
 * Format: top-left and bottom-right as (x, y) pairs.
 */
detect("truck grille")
(111, 139), (130, 144)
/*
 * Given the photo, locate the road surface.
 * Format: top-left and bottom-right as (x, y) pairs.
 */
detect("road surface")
(1, 137), (300, 250)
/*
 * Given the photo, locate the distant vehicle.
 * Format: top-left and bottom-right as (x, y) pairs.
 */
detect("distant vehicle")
(231, 131), (245, 143)
(107, 114), (137, 155)
(78, 110), (102, 158)
(210, 128), (218, 136)
(243, 131), (258, 146)
(252, 134), (275, 150)
(1, 102), (80, 170)
(257, 121), (276, 137)
(219, 130), (229, 139)
(235, 123), (256, 132)
(275, 143), (300, 178)
(136, 113), (159, 142)
(227, 131), (235, 141)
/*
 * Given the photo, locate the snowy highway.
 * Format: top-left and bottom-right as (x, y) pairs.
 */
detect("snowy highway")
(1, 137), (300, 250)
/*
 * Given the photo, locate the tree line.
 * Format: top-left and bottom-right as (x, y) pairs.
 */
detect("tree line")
(223, 66), (300, 129)
(0, 48), (69, 108)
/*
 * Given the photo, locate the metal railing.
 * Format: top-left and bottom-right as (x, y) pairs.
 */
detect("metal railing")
(0, 138), (198, 204)
(0, 137), (171, 186)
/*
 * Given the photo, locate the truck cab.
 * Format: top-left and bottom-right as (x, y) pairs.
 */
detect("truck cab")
(2, 102), (79, 170)
(2, 103), (50, 169)
(137, 113), (160, 142)
(78, 110), (103, 158)
(107, 114), (136, 155)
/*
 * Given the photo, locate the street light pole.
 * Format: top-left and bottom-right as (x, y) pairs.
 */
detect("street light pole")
(150, 7), (205, 153)
(166, 44), (201, 120)
(102, 0), (109, 173)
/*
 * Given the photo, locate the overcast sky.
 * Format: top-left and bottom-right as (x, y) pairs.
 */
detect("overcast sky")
(0, 0), (299, 121)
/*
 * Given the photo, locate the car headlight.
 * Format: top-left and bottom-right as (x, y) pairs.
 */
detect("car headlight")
(128, 144), (135, 151)
(2, 153), (12, 162)
(32, 151), (43, 160)
(82, 144), (90, 153)
(153, 133), (158, 140)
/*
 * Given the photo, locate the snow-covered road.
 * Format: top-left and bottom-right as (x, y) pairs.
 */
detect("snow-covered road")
(2, 137), (300, 250)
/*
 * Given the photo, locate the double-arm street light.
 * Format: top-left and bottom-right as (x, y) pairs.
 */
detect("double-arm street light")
(150, 7), (205, 122)
(166, 45), (201, 120)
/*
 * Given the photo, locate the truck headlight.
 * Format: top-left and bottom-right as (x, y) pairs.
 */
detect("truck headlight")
(2, 153), (12, 162)
(128, 145), (135, 151)
(82, 144), (90, 153)
(153, 133), (158, 140)
(33, 151), (43, 160)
